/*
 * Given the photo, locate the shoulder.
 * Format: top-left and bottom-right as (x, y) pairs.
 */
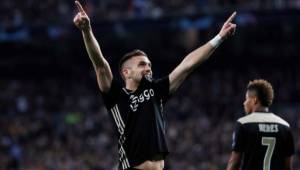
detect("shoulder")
(100, 79), (124, 107)
(237, 112), (290, 127)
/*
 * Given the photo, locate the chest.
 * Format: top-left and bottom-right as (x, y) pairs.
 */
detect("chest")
(126, 88), (156, 112)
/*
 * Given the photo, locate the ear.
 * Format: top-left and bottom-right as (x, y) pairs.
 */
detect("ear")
(121, 68), (130, 79)
(253, 97), (258, 105)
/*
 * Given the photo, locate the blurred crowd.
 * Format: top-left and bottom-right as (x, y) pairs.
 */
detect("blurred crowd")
(2, 0), (300, 24)
(1, 66), (300, 170)
(1, 0), (300, 41)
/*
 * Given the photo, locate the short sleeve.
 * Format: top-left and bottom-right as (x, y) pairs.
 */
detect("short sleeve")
(153, 76), (170, 103)
(285, 128), (295, 157)
(100, 79), (122, 108)
(232, 122), (245, 152)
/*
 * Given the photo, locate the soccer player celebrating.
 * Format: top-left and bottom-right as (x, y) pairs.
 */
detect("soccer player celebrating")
(73, 1), (236, 169)
(227, 79), (295, 170)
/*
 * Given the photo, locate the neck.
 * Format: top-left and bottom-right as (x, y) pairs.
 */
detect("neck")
(253, 106), (269, 113)
(125, 79), (139, 91)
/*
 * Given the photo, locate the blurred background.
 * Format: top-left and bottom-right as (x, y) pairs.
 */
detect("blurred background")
(1, 0), (300, 169)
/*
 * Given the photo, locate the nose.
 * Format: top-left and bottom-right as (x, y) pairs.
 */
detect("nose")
(144, 65), (151, 73)
(145, 68), (151, 73)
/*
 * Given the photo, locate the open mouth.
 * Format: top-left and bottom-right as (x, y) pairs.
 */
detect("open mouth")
(144, 73), (152, 78)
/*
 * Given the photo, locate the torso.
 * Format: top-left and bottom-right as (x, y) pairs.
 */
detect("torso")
(101, 76), (171, 169)
(233, 112), (294, 170)
(134, 160), (164, 170)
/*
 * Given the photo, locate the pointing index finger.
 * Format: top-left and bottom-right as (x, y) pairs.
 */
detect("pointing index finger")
(225, 11), (236, 24)
(75, 1), (85, 13)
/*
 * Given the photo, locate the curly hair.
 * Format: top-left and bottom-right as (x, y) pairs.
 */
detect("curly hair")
(247, 79), (274, 107)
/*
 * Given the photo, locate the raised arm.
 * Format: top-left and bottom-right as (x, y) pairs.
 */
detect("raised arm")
(169, 12), (237, 94)
(73, 1), (112, 92)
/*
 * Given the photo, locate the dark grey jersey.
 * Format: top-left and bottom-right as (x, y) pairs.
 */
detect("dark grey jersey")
(232, 112), (295, 170)
(101, 76), (170, 170)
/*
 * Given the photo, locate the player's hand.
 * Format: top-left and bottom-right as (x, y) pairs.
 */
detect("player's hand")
(219, 12), (237, 40)
(73, 1), (91, 32)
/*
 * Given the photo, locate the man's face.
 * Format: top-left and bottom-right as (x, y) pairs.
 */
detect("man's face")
(122, 55), (152, 83)
(243, 90), (256, 114)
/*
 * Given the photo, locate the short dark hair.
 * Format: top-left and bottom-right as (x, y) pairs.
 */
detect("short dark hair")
(247, 79), (274, 107)
(118, 49), (148, 72)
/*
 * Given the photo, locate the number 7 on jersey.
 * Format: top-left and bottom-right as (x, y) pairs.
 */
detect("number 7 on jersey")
(261, 137), (276, 170)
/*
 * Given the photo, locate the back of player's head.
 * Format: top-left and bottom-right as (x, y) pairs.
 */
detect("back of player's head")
(118, 49), (148, 73)
(247, 79), (274, 107)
